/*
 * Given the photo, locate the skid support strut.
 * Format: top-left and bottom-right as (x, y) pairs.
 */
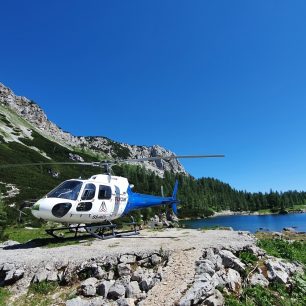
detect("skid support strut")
(45, 220), (140, 240)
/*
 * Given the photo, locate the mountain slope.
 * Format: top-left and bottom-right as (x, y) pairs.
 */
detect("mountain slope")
(0, 83), (187, 177)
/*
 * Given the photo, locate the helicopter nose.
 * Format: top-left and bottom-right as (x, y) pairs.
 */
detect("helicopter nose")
(31, 199), (51, 219)
(31, 198), (73, 220)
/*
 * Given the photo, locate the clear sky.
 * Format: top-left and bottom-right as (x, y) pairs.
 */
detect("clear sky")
(1, 1), (306, 192)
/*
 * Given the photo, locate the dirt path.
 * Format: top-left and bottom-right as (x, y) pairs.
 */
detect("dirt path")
(143, 248), (202, 306)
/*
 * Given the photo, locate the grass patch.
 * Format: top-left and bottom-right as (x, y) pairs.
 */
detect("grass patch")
(4, 226), (48, 243)
(3, 225), (94, 248)
(29, 281), (58, 295)
(0, 288), (11, 306)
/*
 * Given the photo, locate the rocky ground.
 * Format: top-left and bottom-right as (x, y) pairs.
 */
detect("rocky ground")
(0, 229), (303, 305)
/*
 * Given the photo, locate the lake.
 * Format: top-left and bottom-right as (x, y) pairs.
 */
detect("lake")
(181, 213), (306, 233)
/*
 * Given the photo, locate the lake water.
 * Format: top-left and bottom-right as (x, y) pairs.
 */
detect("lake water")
(181, 213), (306, 233)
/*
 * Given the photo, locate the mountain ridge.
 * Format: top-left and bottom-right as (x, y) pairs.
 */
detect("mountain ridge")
(0, 82), (187, 176)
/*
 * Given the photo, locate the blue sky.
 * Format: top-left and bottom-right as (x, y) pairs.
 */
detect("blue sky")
(1, 1), (306, 192)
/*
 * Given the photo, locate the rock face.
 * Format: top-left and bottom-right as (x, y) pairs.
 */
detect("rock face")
(0, 82), (187, 177)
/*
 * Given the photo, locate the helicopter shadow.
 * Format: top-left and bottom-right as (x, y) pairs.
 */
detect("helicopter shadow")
(1, 235), (94, 250)
(2, 234), (179, 250)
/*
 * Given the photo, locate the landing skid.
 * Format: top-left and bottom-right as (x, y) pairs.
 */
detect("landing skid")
(45, 220), (140, 240)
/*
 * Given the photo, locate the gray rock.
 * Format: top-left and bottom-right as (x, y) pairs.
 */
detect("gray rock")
(131, 268), (145, 282)
(80, 277), (98, 297)
(126, 281), (141, 298)
(150, 254), (162, 265)
(205, 249), (223, 271)
(265, 259), (289, 284)
(66, 297), (89, 306)
(118, 263), (132, 277)
(0, 240), (20, 248)
(47, 271), (58, 282)
(66, 296), (108, 306)
(139, 278), (151, 292)
(219, 250), (246, 272)
(249, 273), (269, 287)
(195, 273), (212, 282)
(117, 297), (135, 306)
(2, 263), (15, 271)
(195, 259), (215, 276)
(203, 289), (224, 306)
(33, 269), (48, 283)
(221, 268), (242, 293)
(179, 281), (214, 306)
(95, 266), (107, 280)
(108, 283), (126, 300)
(4, 268), (24, 285)
(120, 255), (137, 264)
(97, 280), (115, 298)
(137, 257), (150, 266)
(211, 272), (224, 288)
(244, 245), (266, 257)
(107, 270), (115, 280)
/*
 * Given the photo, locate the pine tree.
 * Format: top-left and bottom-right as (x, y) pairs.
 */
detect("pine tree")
(0, 195), (8, 241)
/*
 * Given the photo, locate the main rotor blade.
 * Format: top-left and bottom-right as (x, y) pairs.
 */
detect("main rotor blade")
(0, 154), (224, 169)
(0, 162), (100, 169)
(116, 154), (225, 163)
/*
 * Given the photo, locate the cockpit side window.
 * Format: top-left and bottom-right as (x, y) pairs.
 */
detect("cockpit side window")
(81, 183), (96, 200)
(98, 185), (112, 200)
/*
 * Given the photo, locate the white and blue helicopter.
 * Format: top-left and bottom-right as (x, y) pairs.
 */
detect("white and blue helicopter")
(4, 154), (224, 239)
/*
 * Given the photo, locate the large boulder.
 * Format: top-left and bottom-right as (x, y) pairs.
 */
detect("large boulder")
(219, 250), (246, 272)
(265, 259), (290, 284)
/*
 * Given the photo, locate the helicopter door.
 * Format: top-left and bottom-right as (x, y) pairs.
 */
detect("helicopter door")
(98, 185), (113, 218)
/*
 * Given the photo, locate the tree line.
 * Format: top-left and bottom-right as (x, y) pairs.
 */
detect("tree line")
(113, 165), (306, 218)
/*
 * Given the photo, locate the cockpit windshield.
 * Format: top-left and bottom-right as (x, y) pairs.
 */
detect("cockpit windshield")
(47, 180), (83, 200)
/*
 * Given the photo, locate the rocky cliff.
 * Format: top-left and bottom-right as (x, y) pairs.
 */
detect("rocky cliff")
(0, 83), (186, 176)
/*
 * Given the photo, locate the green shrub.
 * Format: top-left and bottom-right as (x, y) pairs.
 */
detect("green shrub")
(29, 281), (58, 295)
(257, 238), (306, 265)
(239, 251), (257, 265)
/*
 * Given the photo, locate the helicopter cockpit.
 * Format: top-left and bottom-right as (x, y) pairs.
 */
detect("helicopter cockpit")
(47, 180), (83, 200)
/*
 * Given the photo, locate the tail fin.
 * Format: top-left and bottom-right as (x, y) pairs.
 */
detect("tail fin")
(171, 180), (179, 215)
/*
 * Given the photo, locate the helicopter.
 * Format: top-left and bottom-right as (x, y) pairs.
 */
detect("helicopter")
(1, 154), (224, 239)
